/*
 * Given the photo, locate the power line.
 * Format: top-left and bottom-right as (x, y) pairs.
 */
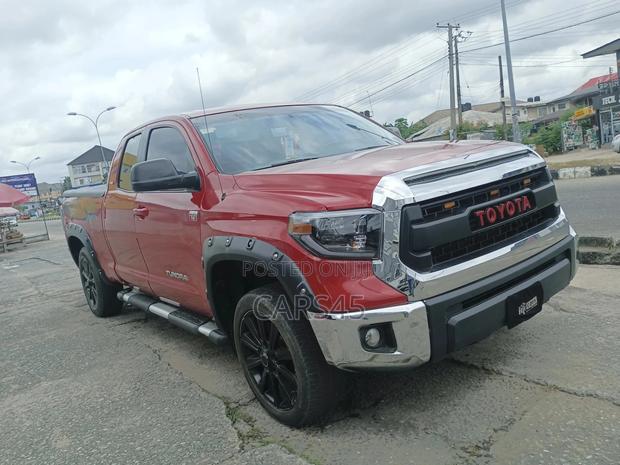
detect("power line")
(461, 9), (620, 54)
(349, 60), (446, 108)
(329, 47), (446, 105)
(365, 61), (447, 106)
(294, 33), (430, 101)
(346, 55), (448, 107)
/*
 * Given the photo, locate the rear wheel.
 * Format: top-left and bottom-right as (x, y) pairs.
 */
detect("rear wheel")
(234, 283), (342, 427)
(78, 248), (122, 317)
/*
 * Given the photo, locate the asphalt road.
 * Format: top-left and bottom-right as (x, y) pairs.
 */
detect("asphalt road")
(556, 176), (620, 238)
(1, 228), (619, 464)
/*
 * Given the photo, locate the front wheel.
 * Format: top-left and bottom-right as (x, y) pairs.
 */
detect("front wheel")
(233, 284), (342, 427)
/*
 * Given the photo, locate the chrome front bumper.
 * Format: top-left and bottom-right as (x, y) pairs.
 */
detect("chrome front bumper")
(309, 221), (577, 370)
(308, 301), (431, 370)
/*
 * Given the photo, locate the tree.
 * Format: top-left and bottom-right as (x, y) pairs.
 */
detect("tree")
(394, 118), (410, 138)
(61, 176), (72, 193)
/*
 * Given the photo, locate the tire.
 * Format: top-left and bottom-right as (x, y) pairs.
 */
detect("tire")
(233, 283), (342, 427)
(78, 247), (123, 317)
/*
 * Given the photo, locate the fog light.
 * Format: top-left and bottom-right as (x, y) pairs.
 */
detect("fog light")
(364, 327), (382, 348)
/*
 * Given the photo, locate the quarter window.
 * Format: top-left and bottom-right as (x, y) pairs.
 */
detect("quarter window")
(146, 127), (195, 174)
(119, 134), (141, 191)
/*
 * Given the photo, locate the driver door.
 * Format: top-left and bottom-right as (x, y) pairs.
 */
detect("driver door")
(134, 124), (208, 313)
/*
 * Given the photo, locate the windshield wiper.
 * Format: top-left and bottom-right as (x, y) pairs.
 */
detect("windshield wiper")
(253, 157), (319, 171)
(354, 144), (390, 152)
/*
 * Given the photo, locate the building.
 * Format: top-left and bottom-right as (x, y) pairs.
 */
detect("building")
(37, 182), (63, 201)
(582, 38), (620, 144)
(420, 101), (525, 126)
(409, 110), (504, 142)
(67, 145), (114, 187)
(417, 98), (552, 128)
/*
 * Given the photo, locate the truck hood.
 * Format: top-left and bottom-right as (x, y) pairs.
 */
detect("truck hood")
(232, 140), (522, 210)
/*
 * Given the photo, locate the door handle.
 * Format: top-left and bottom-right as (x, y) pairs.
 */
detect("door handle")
(133, 207), (149, 218)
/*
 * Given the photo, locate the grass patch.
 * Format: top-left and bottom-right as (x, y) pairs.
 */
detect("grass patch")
(225, 403), (255, 426)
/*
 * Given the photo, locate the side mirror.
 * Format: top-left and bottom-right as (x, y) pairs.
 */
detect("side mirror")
(130, 158), (200, 192)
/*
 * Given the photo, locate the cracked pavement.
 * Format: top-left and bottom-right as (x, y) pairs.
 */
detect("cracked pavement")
(1, 220), (618, 465)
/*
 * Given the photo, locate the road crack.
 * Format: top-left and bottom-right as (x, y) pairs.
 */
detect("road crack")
(449, 358), (620, 407)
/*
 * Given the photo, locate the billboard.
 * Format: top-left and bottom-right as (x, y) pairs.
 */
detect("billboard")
(0, 173), (38, 197)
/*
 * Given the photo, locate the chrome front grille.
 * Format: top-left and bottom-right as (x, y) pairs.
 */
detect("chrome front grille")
(399, 169), (560, 273)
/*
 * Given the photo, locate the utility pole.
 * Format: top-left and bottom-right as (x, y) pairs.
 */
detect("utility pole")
(454, 31), (472, 128)
(500, 0), (521, 143)
(454, 35), (463, 126)
(437, 23), (459, 141)
(498, 55), (507, 140)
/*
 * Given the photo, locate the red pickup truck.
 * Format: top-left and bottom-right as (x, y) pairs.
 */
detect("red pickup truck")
(62, 104), (577, 426)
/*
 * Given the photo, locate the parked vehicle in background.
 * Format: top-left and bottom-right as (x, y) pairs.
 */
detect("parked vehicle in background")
(612, 134), (620, 153)
(61, 104), (577, 426)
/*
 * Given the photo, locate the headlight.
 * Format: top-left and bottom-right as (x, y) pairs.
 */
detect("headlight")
(288, 209), (383, 259)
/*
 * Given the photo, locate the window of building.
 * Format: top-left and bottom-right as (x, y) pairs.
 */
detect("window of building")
(80, 165), (87, 174)
(119, 134), (141, 191)
(146, 127), (195, 174)
(558, 103), (566, 110)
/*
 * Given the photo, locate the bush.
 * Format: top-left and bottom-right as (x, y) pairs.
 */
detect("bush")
(526, 122), (562, 154)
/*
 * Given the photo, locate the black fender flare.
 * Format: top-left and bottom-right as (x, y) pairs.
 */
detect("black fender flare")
(65, 223), (96, 264)
(203, 236), (320, 324)
(65, 223), (116, 286)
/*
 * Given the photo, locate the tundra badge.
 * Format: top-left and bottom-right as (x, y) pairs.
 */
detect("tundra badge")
(166, 270), (189, 282)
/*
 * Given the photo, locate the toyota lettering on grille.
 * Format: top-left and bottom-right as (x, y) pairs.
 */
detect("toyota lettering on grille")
(472, 194), (533, 229)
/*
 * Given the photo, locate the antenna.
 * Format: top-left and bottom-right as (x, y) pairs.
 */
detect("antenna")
(196, 67), (214, 151)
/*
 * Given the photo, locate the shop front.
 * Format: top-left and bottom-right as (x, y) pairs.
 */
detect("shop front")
(593, 87), (620, 144)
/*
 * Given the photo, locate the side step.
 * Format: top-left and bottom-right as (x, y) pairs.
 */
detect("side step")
(117, 290), (228, 346)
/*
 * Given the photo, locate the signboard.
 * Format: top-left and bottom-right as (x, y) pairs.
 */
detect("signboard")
(572, 106), (595, 120)
(597, 79), (619, 92)
(0, 173), (38, 197)
(593, 89), (620, 110)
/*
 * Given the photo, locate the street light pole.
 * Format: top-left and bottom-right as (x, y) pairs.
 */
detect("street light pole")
(10, 157), (49, 241)
(67, 106), (116, 177)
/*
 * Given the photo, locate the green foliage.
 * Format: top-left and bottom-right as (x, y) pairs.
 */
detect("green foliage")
(393, 117), (410, 138)
(386, 117), (428, 139)
(409, 119), (428, 136)
(526, 122), (562, 153)
(61, 176), (72, 192)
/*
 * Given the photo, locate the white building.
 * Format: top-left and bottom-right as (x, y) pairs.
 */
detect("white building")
(67, 145), (114, 187)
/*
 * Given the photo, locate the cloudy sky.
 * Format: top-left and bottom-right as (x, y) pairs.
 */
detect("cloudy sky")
(1, 0), (617, 183)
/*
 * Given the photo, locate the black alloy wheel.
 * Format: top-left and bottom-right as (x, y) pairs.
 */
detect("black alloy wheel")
(234, 283), (345, 427)
(79, 254), (98, 309)
(238, 310), (298, 411)
(77, 247), (122, 317)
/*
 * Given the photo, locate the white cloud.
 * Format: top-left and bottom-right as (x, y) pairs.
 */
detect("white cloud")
(0, 0), (617, 182)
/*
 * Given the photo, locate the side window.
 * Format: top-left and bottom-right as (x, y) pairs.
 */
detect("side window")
(119, 134), (141, 191)
(146, 127), (195, 174)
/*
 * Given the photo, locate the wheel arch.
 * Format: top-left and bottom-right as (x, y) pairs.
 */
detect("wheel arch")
(203, 236), (317, 336)
(65, 223), (95, 266)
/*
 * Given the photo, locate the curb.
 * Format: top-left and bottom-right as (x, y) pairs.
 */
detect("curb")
(577, 236), (620, 265)
(550, 164), (620, 180)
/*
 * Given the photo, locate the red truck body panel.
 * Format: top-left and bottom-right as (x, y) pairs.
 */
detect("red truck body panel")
(62, 107), (522, 317)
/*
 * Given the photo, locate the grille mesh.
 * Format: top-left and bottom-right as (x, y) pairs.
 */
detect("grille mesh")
(430, 205), (559, 267)
(420, 168), (549, 223)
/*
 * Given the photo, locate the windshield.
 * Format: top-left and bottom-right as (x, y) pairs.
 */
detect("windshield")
(191, 105), (403, 174)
